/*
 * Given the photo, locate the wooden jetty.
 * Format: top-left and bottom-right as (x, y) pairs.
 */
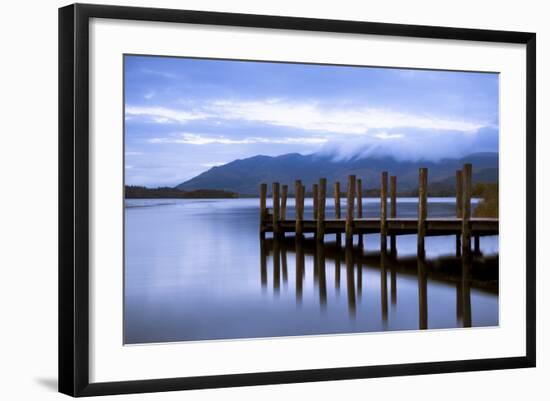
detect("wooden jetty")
(259, 164), (498, 254)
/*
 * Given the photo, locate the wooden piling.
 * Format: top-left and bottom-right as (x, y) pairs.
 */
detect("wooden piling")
(335, 181), (342, 245)
(313, 184), (319, 221)
(356, 179), (363, 218)
(280, 184), (288, 221)
(455, 170), (463, 256)
(357, 178), (364, 247)
(259, 183), (267, 236)
(272, 182), (280, 237)
(381, 172), (388, 251)
(317, 178), (327, 241)
(335, 182), (341, 218)
(417, 168), (428, 257)
(390, 175), (397, 255)
(295, 180), (303, 237)
(456, 170), (464, 218)
(345, 175), (356, 245)
(474, 235), (480, 254)
(462, 164), (472, 254)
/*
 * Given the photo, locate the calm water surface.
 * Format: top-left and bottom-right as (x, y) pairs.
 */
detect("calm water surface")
(124, 198), (499, 344)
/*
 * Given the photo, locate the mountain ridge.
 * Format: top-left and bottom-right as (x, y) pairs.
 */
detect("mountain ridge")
(176, 152), (498, 195)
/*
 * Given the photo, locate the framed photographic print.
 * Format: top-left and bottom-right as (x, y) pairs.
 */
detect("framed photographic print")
(58, 3), (536, 397)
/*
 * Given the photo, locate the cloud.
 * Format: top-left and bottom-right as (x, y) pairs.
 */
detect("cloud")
(126, 99), (489, 135)
(375, 132), (404, 140)
(125, 106), (208, 123)
(148, 133), (328, 145)
(209, 99), (487, 134)
(140, 68), (177, 79)
(201, 161), (228, 167)
(318, 126), (499, 162)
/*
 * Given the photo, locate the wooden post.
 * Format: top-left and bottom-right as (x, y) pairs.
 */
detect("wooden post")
(390, 175), (397, 255)
(455, 170), (463, 256)
(356, 179), (363, 218)
(345, 175), (356, 245)
(295, 180), (303, 237)
(272, 182), (280, 237)
(381, 172), (388, 251)
(280, 184), (288, 221)
(317, 178), (327, 241)
(462, 164), (472, 254)
(357, 178), (363, 248)
(335, 181), (341, 245)
(260, 183), (267, 236)
(313, 184), (319, 221)
(474, 235), (480, 254)
(456, 170), (464, 218)
(417, 168), (428, 257)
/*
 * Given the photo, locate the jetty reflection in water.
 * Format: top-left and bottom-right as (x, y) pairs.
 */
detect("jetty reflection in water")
(260, 235), (498, 331)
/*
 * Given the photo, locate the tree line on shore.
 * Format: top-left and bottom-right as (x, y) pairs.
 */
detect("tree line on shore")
(125, 186), (238, 199)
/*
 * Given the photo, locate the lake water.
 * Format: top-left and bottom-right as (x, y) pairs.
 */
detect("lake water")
(124, 197), (499, 344)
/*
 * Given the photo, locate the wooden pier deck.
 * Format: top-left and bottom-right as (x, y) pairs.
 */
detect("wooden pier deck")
(268, 217), (498, 236)
(259, 163), (498, 255)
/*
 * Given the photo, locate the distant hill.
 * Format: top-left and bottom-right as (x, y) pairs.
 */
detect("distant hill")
(176, 152), (498, 196)
(125, 186), (238, 199)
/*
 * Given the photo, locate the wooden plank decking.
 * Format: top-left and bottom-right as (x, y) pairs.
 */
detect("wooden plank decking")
(269, 216), (498, 236)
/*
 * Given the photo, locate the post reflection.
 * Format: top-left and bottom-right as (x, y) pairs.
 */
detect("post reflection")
(417, 254), (428, 330)
(317, 241), (327, 309)
(260, 237), (267, 290)
(357, 242), (363, 299)
(282, 247), (288, 287)
(345, 243), (357, 318)
(258, 236), (495, 330)
(295, 236), (304, 304)
(273, 237), (281, 295)
(380, 250), (389, 325)
(335, 251), (341, 294)
(390, 254), (397, 306)
(461, 250), (473, 328)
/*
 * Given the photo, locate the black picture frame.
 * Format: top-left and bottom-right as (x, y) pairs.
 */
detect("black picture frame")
(59, 3), (536, 397)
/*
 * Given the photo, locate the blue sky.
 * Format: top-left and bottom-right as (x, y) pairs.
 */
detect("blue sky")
(124, 55), (499, 187)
